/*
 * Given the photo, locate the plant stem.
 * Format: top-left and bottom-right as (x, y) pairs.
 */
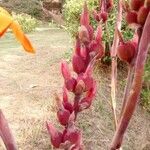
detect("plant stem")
(74, 94), (81, 121)
(111, 13), (150, 150)
(120, 66), (134, 117)
(0, 110), (17, 150)
(110, 0), (123, 129)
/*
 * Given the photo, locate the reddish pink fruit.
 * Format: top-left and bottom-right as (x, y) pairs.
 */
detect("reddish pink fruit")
(63, 124), (82, 145)
(78, 83), (96, 111)
(83, 76), (94, 91)
(72, 54), (86, 74)
(137, 6), (150, 25)
(130, 0), (144, 11)
(78, 25), (90, 44)
(46, 122), (63, 148)
(63, 88), (74, 113)
(93, 10), (100, 21)
(89, 40), (104, 59)
(106, 0), (114, 11)
(56, 95), (71, 126)
(99, 12), (108, 23)
(80, 2), (90, 26)
(61, 61), (71, 80)
(125, 11), (138, 24)
(63, 87), (68, 102)
(117, 41), (136, 63)
(57, 108), (71, 126)
(63, 102), (74, 114)
(65, 77), (77, 92)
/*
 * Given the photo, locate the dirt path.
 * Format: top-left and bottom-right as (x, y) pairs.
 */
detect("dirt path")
(0, 29), (150, 150)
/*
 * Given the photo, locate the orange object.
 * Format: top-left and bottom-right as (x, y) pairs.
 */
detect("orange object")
(0, 7), (35, 53)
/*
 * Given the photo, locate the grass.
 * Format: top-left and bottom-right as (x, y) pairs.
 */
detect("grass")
(141, 57), (150, 112)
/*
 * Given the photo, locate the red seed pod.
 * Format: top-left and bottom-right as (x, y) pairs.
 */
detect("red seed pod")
(93, 10), (100, 22)
(99, 12), (108, 23)
(106, 0), (114, 11)
(63, 88), (74, 113)
(130, 0), (144, 11)
(80, 2), (90, 26)
(75, 80), (86, 95)
(63, 102), (74, 114)
(46, 122), (63, 148)
(83, 76), (94, 91)
(72, 54), (86, 74)
(63, 124), (82, 145)
(55, 95), (71, 126)
(78, 25), (90, 44)
(125, 11), (138, 24)
(78, 82), (96, 111)
(65, 77), (77, 92)
(137, 6), (150, 25)
(57, 108), (71, 126)
(89, 40), (104, 59)
(117, 41), (136, 63)
(61, 61), (71, 80)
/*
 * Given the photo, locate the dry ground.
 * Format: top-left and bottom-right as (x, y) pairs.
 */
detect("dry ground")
(0, 28), (150, 150)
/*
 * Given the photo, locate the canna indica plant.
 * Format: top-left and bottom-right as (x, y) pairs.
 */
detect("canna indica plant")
(0, 7), (35, 150)
(47, 0), (150, 149)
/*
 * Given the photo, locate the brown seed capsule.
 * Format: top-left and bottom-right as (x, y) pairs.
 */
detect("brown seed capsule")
(125, 11), (138, 24)
(130, 0), (144, 11)
(137, 6), (150, 25)
(117, 41), (136, 64)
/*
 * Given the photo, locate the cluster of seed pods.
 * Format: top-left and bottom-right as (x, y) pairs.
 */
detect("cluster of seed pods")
(46, 2), (105, 149)
(93, 0), (113, 23)
(117, 0), (150, 64)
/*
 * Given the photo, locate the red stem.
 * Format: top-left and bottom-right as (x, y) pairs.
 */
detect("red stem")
(111, 13), (150, 150)
(0, 110), (17, 150)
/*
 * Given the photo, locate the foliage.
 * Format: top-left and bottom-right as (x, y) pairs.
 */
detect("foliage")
(12, 12), (38, 33)
(63, 0), (98, 37)
(63, 0), (133, 42)
(141, 57), (150, 112)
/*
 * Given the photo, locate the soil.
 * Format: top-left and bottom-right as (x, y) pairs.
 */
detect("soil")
(0, 28), (150, 150)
